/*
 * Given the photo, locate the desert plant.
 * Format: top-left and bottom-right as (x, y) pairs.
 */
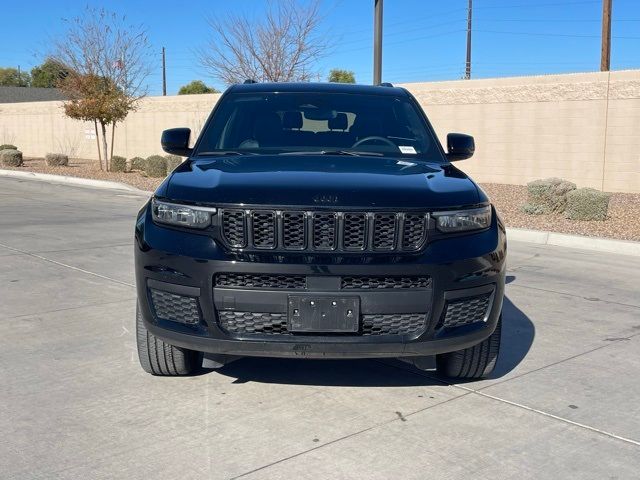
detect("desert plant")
(565, 188), (611, 221)
(45, 153), (69, 166)
(0, 144), (17, 150)
(129, 156), (146, 171)
(165, 155), (183, 172)
(521, 177), (576, 215)
(145, 155), (167, 177)
(110, 155), (127, 172)
(0, 149), (23, 167)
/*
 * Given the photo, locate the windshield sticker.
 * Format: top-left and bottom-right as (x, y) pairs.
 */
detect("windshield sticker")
(396, 160), (416, 167)
(399, 146), (417, 154)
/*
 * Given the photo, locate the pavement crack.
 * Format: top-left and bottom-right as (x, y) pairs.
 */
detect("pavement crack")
(508, 283), (640, 310)
(378, 348), (640, 448)
(0, 241), (135, 288)
(229, 392), (473, 479)
(32, 242), (133, 254)
(5, 298), (136, 320)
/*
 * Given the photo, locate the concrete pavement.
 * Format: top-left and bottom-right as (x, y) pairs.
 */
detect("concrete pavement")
(1, 177), (639, 479)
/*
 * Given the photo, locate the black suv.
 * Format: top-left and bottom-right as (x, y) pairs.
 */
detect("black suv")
(135, 82), (506, 379)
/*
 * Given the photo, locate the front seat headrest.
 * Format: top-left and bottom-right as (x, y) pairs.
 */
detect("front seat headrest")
(254, 112), (282, 143)
(328, 113), (348, 131)
(282, 111), (303, 130)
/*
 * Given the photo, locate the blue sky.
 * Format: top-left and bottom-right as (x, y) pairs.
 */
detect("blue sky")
(1, 0), (639, 95)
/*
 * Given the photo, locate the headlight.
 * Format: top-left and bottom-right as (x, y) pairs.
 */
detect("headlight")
(433, 205), (492, 233)
(151, 198), (216, 229)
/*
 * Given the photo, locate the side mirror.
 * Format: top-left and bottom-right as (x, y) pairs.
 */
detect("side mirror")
(161, 128), (193, 157)
(446, 133), (474, 161)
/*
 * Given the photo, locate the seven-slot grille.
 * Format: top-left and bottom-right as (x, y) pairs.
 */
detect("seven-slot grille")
(219, 209), (428, 252)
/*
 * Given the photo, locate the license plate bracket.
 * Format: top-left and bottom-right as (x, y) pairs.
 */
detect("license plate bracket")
(288, 296), (360, 333)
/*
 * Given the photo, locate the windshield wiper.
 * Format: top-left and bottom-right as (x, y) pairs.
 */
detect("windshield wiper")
(278, 150), (384, 157)
(196, 150), (258, 157)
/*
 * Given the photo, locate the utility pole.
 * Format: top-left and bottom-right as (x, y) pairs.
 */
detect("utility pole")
(373, 0), (383, 85)
(17, 65), (22, 86)
(600, 0), (612, 71)
(162, 47), (167, 96)
(465, 0), (473, 79)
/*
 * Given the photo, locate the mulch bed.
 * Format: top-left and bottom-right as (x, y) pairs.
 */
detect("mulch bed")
(3, 158), (639, 242)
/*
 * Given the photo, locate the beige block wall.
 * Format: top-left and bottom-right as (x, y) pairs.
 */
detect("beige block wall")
(0, 94), (221, 160)
(399, 70), (640, 192)
(1, 70), (639, 192)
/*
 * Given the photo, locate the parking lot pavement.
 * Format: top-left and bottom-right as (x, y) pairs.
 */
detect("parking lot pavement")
(1, 176), (639, 480)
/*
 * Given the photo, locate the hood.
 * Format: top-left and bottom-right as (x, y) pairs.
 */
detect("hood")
(164, 155), (482, 209)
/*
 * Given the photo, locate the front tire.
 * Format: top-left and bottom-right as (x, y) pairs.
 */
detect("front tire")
(436, 316), (502, 379)
(136, 304), (200, 376)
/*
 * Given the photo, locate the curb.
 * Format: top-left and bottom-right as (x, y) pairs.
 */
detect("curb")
(0, 169), (152, 196)
(507, 227), (640, 257)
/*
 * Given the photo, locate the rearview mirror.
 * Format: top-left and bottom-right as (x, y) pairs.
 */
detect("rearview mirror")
(161, 128), (193, 157)
(446, 133), (474, 161)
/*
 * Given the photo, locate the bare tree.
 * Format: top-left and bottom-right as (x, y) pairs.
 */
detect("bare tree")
(199, 0), (329, 85)
(50, 7), (151, 169)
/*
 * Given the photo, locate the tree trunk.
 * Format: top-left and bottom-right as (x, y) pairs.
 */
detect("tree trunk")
(100, 121), (109, 172)
(94, 120), (103, 171)
(110, 122), (116, 168)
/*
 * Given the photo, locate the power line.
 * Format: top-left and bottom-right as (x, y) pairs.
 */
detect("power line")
(341, 30), (464, 54)
(475, 0), (600, 9)
(475, 29), (640, 39)
(477, 18), (640, 23)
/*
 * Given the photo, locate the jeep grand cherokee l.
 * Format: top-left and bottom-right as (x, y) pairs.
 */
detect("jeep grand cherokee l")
(134, 82), (506, 379)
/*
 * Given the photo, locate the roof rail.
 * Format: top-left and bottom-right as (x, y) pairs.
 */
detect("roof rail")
(379, 82), (394, 87)
(243, 79), (257, 84)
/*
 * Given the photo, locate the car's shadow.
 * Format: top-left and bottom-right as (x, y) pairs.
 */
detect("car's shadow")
(213, 276), (534, 386)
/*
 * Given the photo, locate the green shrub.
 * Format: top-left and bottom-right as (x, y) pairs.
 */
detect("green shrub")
(0, 149), (23, 166)
(110, 155), (127, 172)
(165, 154), (183, 172)
(145, 155), (167, 177)
(45, 153), (69, 166)
(565, 188), (611, 221)
(129, 156), (146, 171)
(0, 144), (17, 150)
(521, 203), (548, 215)
(521, 177), (576, 215)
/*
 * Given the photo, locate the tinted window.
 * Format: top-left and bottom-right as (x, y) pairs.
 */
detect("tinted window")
(195, 92), (444, 161)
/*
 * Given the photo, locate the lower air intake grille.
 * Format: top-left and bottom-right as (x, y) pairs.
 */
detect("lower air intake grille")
(341, 276), (430, 289)
(441, 293), (492, 329)
(215, 273), (306, 289)
(150, 289), (200, 325)
(362, 314), (427, 335)
(218, 311), (427, 336)
(218, 311), (288, 334)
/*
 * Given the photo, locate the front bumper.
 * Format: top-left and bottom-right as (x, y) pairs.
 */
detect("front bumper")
(135, 204), (506, 359)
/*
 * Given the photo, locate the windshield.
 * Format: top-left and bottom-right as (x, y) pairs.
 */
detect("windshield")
(195, 92), (444, 161)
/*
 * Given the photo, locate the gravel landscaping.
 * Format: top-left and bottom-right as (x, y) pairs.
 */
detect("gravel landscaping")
(482, 183), (640, 242)
(2, 158), (639, 241)
(2, 157), (162, 192)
